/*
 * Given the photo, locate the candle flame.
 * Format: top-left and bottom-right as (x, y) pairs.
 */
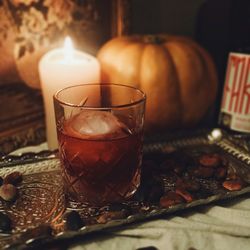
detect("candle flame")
(63, 36), (74, 62)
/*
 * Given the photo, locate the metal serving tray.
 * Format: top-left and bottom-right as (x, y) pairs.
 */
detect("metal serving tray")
(0, 129), (250, 249)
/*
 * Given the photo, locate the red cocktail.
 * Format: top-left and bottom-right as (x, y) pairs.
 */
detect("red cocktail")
(54, 84), (146, 205)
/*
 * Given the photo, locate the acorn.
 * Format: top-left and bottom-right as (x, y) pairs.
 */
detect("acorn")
(0, 184), (17, 201)
(64, 211), (84, 231)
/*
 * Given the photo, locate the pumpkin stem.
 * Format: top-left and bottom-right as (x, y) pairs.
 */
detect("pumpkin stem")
(144, 35), (164, 44)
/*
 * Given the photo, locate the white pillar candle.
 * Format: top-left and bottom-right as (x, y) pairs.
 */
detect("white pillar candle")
(39, 37), (100, 150)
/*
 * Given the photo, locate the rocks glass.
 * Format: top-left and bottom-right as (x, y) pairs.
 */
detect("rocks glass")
(53, 83), (146, 205)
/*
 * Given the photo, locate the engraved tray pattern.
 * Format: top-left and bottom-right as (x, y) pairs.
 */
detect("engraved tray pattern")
(0, 129), (250, 249)
(0, 159), (64, 248)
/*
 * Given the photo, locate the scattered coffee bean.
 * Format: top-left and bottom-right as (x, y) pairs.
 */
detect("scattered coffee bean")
(223, 179), (243, 191)
(0, 212), (12, 232)
(0, 184), (17, 201)
(199, 154), (221, 168)
(175, 187), (193, 202)
(4, 171), (23, 186)
(160, 191), (184, 208)
(64, 211), (84, 231)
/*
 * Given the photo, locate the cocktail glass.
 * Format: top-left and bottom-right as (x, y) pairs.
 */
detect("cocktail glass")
(53, 83), (146, 205)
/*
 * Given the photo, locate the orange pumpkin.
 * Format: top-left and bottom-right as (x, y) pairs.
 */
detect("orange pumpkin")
(97, 34), (218, 132)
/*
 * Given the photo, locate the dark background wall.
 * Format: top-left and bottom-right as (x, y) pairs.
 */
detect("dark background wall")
(131, 0), (204, 37)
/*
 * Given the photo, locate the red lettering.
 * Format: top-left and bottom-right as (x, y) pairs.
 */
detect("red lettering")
(239, 57), (250, 114)
(221, 54), (250, 116)
(234, 57), (246, 112)
(228, 56), (244, 112)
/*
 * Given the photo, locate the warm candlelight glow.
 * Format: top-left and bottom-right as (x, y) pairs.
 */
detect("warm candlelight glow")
(63, 36), (74, 63)
(39, 36), (100, 149)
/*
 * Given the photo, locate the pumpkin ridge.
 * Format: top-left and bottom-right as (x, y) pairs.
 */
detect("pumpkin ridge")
(163, 42), (186, 125)
(120, 42), (146, 88)
(164, 40), (216, 125)
(182, 39), (218, 106)
(141, 44), (182, 130)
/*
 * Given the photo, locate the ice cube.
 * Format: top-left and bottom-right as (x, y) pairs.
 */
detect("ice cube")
(65, 111), (127, 139)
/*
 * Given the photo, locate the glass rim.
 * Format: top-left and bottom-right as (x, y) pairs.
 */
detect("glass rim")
(53, 83), (146, 109)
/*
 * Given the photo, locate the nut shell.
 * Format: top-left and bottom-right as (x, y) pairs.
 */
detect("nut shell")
(0, 184), (17, 201)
